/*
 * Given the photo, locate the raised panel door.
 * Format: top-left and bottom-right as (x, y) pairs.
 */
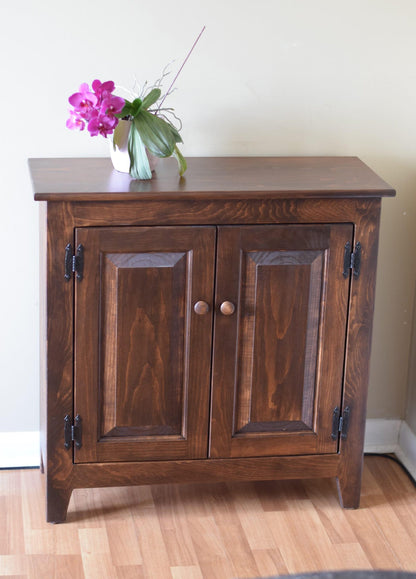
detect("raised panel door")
(74, 226), (216, 463)
(210, 224), (353, 458)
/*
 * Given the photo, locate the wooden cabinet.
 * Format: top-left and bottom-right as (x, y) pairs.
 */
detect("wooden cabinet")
(30, 156), (394, 522)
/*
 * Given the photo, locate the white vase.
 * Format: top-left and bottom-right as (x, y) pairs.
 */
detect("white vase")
(109, 120), (130, 173)
(109, 120), (158, 175)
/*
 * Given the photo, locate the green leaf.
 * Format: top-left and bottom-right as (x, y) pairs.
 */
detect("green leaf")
(173, 145), (187, 176)
(130, 98), (143, 117)
(116, 100), (133, 119)
(167, 122), (183, 144)
(134, 112), (177, 158)
(141, 88), (162, 110)
(128, 122), (152, 180)
(112, 120), (126, 150)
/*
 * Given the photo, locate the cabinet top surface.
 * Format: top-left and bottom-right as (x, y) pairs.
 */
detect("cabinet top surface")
(29, 156), (395, 202)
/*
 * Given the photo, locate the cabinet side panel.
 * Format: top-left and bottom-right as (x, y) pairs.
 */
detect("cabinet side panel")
(337, 200), (382, 507)
(44, 202), (76, 522)
(39, 202), (47, 472)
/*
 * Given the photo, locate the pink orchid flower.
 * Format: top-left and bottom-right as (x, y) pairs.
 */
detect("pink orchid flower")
(68, 83), (98, 120)
(66, 110), (85, 131)
(87, 112), (118, 137)
(100, 95), (125, 116)
(66, 79), (125, 137)
(92, 79), (115, 97)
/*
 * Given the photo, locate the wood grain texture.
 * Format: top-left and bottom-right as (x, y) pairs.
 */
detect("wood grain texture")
(337, 200), (382, 508)
(100, 250), (187, 438)
(236, 247), (322, 430)
(1, 456), (415, 578)
(67, 454), (340, 490)
(29, 157), (395, 201)
(67, 198), (381, 228)
(41, 202), (76, 523)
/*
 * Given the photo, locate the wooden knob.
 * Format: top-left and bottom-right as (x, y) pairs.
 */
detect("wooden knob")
(220, 301), (236, 316)
(194, 300), (210, 315)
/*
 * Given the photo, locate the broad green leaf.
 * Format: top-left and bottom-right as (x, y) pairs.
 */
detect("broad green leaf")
(168, 122), (183, 144)
(128, 122), (152, 179)
(134, 112), (176, 157)
(173, 145), (187, 176)
(141, 88), (162, 110)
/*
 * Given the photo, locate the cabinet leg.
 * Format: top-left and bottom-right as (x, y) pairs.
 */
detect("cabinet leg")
(46, 483), (72, 523)
(336, 467), (362, 509)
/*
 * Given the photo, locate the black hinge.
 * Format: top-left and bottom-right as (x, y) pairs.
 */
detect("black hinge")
(331, 406), (350, 440)
(64, 414), (82, 449)
(64, 244), (84, 281)
(343, 241), (362, 279)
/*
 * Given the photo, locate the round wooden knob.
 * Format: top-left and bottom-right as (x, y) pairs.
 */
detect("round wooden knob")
(194, 300), (210, 315)
(220, 301), (236, 316)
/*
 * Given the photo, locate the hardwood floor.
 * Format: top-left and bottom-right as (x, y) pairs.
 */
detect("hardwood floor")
(0, 455), (415, 578)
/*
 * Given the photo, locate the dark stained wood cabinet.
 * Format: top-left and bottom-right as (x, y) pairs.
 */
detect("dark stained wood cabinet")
(30, 156), (395, 522)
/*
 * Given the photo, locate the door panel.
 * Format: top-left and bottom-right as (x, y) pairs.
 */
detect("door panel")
(74, 226), (216, 463)
(210, 224), (353, 458)
(101, 251), (187, 438)
(235, 248), (323, 434)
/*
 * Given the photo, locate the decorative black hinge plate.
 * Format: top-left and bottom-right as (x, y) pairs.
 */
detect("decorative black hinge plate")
(343, 241), (362, 279)
(331, 406), (350, 441)
(64, 244), (84, 281)
(64, 414), (82, 449)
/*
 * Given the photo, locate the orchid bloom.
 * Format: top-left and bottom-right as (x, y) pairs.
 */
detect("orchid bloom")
(87, 112), (118, 138)
(66, 79), (125, 137)
(100, 95), (125, 116)
(92, 79), (115, 98)
(66, 110), (85, 131)
(68, 83), (98, 120)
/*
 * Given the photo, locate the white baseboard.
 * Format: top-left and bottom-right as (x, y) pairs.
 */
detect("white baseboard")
(0, 421), (414, 474)
(364, 418), (402, 453)
(396, 420), (416, 480)
(0, 431), (40, 468)
(364, 418), (416, 479)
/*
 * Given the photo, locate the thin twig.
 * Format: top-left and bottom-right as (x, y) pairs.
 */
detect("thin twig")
(157, 25), (206, 112)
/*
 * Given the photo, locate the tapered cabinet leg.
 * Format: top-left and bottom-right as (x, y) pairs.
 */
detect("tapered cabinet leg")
(336, 477), (361, 509)
(336, 454), (364, 509)
(46, 482), (72, 523)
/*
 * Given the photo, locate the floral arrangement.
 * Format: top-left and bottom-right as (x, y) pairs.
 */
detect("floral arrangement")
(66, 77), (186, 180)
(66, 27), (205, 180)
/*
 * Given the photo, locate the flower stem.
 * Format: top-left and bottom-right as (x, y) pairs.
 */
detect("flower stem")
(157, 25), (206, 112)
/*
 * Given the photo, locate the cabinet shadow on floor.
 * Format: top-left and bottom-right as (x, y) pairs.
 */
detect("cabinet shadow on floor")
(63, 476), (349, 524)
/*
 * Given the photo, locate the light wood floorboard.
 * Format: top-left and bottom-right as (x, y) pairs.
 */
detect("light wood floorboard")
(0, 456), (415, 578)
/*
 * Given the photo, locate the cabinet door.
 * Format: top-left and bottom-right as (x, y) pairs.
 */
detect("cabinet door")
(74, 226), (216, 463)
(210, 224), (353, 458)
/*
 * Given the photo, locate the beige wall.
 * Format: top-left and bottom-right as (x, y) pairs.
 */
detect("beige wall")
(367, 158), (416, 420)
(1, 0), (416, 432)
